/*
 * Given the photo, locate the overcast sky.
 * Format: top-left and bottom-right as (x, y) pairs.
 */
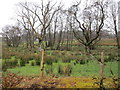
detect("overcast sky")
(0, 0), (120, 33)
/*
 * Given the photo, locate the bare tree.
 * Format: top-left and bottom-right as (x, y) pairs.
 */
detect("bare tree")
(110, 0), (120, 57)
(56, 14), (64, 50)
(51, 13), (58, 49)
(45, 10), (66, 50)
(69, 1), (106, 54)
(18, 1), (61, 48)
(64, 10), (75, 50)
(17, 2), (38, 49)
(2, 24), (21, 47)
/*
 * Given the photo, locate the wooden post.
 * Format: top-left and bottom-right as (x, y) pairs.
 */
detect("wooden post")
(100, 51), (104, 78)
(99, 51), (105, 89)
(40, 49), (44, 77)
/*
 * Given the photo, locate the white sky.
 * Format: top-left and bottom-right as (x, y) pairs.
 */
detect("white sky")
(0, 0), (120, 33)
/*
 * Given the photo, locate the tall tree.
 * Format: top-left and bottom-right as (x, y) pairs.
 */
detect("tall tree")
(18, 1), (61, 48)
(17, 2), (38, 49)
(2, 24), (22, 47)
(69, 1), (106, 54)
(110, 0), (120, 57)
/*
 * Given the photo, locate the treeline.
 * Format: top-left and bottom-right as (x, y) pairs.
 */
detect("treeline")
(2, 0), (120, 54)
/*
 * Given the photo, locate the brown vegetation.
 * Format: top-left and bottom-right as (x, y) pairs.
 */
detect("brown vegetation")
(2, 72), (119, 88)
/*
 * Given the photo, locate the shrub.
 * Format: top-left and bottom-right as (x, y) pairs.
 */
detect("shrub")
(29, 53), (36, 60)
(16, 53), (41, 66)
(52, 51), (61, 57)
(79, 60), (86, 64)
(63, 64), (72, 76)
(61, 55), (75, 63)
(17, 53), (31, 64)
(2, 52), (11, 59)
(2, 58), (18, 71)
(19, 59), (26, 66)
(34, 54), (41, 61)
(10, 57), (18, 68)
(45, 55), (57, 65)
(75, 55), (89, 64)
(35, 54), (41, 65)
(58, 65), (63, 75)
(2, 60), (8, 72)
(58, 64), (72, 76)
(36, 60), (40, 65)
(29, 60), (36, 66)
(104, 54), (117, 62)
(61, 52), (66, 55)
(2, 49), (19, 59)
(45, 65), (53, 75)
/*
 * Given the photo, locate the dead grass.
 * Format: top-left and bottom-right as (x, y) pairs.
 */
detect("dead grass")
(2, 72), (119, 88)
(16, 76), (119, 88)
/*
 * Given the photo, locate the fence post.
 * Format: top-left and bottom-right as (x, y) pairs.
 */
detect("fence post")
(99, 50), (105, 89)
(100, 51), (104, 78)
(40, 49), (44, 77)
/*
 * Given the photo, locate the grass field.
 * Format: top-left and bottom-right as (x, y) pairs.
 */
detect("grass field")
(7, 60), (118, 77)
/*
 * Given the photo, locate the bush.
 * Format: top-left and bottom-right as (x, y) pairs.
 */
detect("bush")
(19, 59), (26, 66)
(52, 51), (61, 57)
(65, 64), (72, 76)
(29, 53), (36, 60)
(36, 60), (40, 65)
(17, 53), (30, 63)
(45, 65), (53, 75)
(79, 60), (86, 64)
(2, 60), (8, 72)
(35, 54), (41, 61)
(45, 55), (57, 65)
(35, 54), (41, 65)
(2, 49), (19, 59)
(58, 64), (72, 76)
(104, 54), (117, 62)
(58, 65), (63, 75)
(2, 52), (11, 59)
(75, 55), (89, 64)
(17, 53), (41, 64)
(29, 60), (36, 66)
(2, 58), (18, 71)
(10, 57), (18, 68)
(61, 55), (74, 63)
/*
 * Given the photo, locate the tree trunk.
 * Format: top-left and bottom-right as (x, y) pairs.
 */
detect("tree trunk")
(85, 46), (91, 55)
(114, 19), (120, 58)
(56, 30), (62, 50)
